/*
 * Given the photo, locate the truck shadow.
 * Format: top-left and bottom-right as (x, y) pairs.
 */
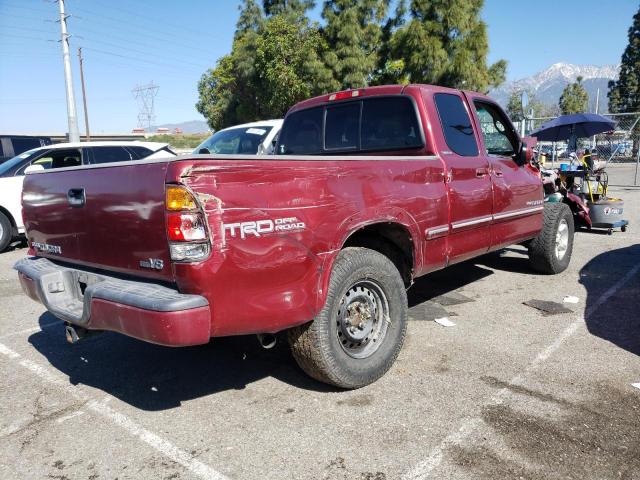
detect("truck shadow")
(28, 264), (498, 411)
(408, 262), (493, 307)
(579, 244), (640, 357)
(28, 315), (336, 411)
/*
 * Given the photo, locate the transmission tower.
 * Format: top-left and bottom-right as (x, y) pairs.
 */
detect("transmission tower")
(132, 82), (159, 131)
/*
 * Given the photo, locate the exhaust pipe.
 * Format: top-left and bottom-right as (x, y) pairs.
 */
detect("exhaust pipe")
(65, 323), (85, 344)
(257, 333), (277, 349)
(64, 323), (99, 344)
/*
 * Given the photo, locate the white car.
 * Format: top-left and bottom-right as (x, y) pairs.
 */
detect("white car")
(193, 119), (283, 155)
(0, 141), (175, 251)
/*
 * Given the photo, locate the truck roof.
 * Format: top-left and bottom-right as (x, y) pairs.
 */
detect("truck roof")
(287, 83), (488, 114)
(36, 140), (170, 150)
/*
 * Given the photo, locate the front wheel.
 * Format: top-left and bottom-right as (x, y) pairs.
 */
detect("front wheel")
(528, 203), (574, 274)
(288, 247), (408, 389)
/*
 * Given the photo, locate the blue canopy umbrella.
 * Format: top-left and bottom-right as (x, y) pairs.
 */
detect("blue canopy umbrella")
(531, 113), (616, 142)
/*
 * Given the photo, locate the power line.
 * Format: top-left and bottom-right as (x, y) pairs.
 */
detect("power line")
(70, 5), (219, 55)
(84, 0), (224, 42)
(81, 46), (205, 73)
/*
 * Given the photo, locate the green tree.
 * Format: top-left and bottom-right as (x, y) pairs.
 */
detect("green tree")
(608, 6), (639, 113)
(385, 0), (506, 92)
(254, 16), (335, 116)
(559, 76), (589, 114)
(262, 0), (314, 20)
(234, 0), (264, 40)
(322, 0), (389, 89)
(196, 10), (333, 130)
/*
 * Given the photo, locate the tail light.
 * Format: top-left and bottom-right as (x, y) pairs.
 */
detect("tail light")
(165, 185), (210, 262)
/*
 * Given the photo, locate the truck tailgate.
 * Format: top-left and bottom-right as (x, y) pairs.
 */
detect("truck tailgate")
(22, 161), (174, 282)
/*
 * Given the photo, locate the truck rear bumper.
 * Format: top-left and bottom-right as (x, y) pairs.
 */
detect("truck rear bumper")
(14, 257), (211, 346)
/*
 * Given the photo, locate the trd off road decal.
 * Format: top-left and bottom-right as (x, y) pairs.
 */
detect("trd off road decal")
(224, 217), (306, 240)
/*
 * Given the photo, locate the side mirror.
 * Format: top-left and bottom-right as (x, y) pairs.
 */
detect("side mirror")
(24, 164), (45, 174)
(515, 137), (536, 165)
(198, 147), (210, 154)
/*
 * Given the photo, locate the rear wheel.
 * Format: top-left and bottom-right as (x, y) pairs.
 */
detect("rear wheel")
(528, 203), (574, 274)
(0, 212), (12, 252)
(288, 247), (408, 389)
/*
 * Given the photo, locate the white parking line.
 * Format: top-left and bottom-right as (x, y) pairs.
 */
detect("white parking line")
(0, 342), (231, 480)
(0, 319), (61, 341)
(403, 261), (640, 480)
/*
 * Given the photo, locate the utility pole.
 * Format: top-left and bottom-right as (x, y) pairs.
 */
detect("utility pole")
(78, 47), (90, 141)
(593, 88), (600, 148)
(57, 0), (80, 142)
(132, 82), (159, 132)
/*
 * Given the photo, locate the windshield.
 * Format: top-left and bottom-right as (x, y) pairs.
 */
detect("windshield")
(194, 126), (273, 155)
(0, 148), (42, 177)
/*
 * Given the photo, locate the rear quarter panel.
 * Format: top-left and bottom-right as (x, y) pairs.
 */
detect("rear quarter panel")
(168, 156), (446, 336)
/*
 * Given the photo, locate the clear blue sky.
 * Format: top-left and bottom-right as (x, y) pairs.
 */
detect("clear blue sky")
(0, 0), (637, 133)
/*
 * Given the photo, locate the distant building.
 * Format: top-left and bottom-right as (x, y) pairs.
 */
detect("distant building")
(132, 127), (146, 134)
(156, 127), (170, 134)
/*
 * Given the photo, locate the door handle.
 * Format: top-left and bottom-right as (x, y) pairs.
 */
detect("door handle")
(493, 169), (504, 177)
(67, 188), (85, 207)
(475, 168), (488, 178)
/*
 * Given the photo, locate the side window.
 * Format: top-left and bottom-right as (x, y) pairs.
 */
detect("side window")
(473, 102), (518, 157)
(433, 93), (479, 157)
(90, 146), (133, 164)
(361, 97), (422, 151)
(325, 103), (359, 150)
(126, 146), (153, 159)
(16, 155), (53, 176)
(278, 108), (323, 155)
(50, 149), (82, 169)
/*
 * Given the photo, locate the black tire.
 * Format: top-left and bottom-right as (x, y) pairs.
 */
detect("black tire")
(528, 203), (574, 274)
(0, 212), (12, 252)
(288, 247), (408, 389)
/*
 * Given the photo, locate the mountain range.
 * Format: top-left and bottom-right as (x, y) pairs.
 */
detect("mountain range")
(151, 120), (210, 134)
(490, 62), (619, 114)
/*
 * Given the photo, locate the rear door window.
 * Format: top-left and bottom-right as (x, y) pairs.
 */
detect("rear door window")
(434, 93), (479, 157)
(89, 146), (133, 164)
(125, 146), (153, 159)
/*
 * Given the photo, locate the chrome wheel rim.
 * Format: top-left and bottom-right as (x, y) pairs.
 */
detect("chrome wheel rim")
(0, 222), (3, 241)
(555, 219), (569, 260)
(336, 280), (389, 359)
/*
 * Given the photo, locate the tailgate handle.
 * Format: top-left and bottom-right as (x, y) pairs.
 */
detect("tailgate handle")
(67, 188), (85, 207)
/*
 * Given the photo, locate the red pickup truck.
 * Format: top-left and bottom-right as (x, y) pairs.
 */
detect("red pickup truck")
(15, 84), (574, 388)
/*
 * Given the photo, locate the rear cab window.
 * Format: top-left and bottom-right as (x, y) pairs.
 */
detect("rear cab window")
(277, 95), (424, 155)
(433, 93), (479, 157)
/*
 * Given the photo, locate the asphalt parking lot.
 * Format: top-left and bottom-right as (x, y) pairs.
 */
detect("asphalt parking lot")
(1, 180), (639, 480)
